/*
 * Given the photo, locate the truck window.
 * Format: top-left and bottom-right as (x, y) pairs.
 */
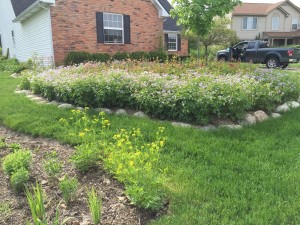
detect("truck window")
(259, 41), (269, 48)
(247, 42), (256, 49)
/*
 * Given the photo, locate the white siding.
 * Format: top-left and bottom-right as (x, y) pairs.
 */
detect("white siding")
(0, 0), (54, 65)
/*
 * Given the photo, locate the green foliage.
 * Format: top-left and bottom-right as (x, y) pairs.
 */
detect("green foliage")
(26, 182), (47, 224)
(148, 51), (168, 62)
(103, 127), (167, 210)
(43, 151), (62, 180)
(64, 51), (93, 65)
(112, 52), (130, 61)
(129, 51), (150, 61)
(10, 168), (30, 192)
(171, 0), (241, 37)
(59, 176), (79, 204)
(87, 187), (102, 225)
(22, 61), (299, 124)
(92, 53), (111, 62)
(2, 150), (32, 176)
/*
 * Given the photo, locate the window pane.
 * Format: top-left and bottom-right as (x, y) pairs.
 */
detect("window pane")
(272, 16), (279, 30)
(292, 17), (298, 30)
(103, 13), (123, 29)
(253, 17), (257, 29)
(168, 34), (177, 50)
(104, 29), (123, 43)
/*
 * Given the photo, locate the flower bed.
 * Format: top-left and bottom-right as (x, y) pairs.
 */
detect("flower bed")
(20, 62), (299, 124)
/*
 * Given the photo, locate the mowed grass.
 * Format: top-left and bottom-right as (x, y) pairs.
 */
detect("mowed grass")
(1, 72), (300, 224)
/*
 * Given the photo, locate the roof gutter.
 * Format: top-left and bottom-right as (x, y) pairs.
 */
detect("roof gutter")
(13, 0), (55, 23)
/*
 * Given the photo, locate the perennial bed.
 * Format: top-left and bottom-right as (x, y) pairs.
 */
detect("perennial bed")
(20, 62), (299, 124)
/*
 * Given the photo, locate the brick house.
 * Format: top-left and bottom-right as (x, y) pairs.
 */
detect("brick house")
(231, 0), (300, 46)
(0, 0), (188, 65)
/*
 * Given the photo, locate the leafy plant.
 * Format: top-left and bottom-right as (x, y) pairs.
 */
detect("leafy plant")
(10, 168), (30, 192)
(87, 187), (102, 225)
(59, 176), (79, 204)
(2, 149), (32, 176)
(43, 151), (62, 180)
(26, 182), (47, 224)
(102, 127), (167, 210)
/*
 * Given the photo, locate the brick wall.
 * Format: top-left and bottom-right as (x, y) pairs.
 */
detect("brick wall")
(50, 0), (166, 64)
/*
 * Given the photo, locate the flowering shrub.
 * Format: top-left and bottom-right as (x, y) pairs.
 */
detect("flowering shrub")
(20, 61), (299, 124)
(60, 110), (167, 210)
(103, 127), (167, 210)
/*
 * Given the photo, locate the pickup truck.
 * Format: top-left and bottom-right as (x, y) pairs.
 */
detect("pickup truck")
(216, 40), (300, 68)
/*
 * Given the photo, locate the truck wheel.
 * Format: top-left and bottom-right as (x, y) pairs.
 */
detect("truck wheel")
(281, 63), (289, 69)
(266, 58), (279, 68)
(218, 56), (227, 61)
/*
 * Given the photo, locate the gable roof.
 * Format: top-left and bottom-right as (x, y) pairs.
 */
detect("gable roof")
(232, 0), (300, 16)
(10, 0), (181, 32)
(11, 0), (36, 17)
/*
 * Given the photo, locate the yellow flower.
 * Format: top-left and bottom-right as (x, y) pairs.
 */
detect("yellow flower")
(129, 161), (134, 167)
(79, 132), (85, 137)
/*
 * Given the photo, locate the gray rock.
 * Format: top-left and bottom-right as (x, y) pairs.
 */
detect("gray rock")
(171, 122), (192, 128)
(75, 107), (84, 110)
(244, 113), (257, 124)
(31, 97), (45, 102)
(287, 101), (300, 108)
(95, 108), (112, 114)
(47, 101), (59, 105)
(133, 111), (148, 118)
(219, 124), (242, 129)
(58, 103), (73, 109)
(275, 103), (290, 113)
(198, 125), (216, 131)
(115, 109), (128, 115)
(15, 90), (30, 95)
(253, 110), (269, 122)
(271, 113), (281, 118)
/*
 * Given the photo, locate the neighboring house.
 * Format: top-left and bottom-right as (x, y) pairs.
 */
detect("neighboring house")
(0, 0), (188, 65)
(231, 0), (300, 46)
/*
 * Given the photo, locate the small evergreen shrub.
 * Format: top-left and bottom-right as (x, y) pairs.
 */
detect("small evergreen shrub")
(112, 52), (129, 61)
(10, 168), (30, 192)
(64, 51), (93, 65)
(2, 150), (32, 176)
(92, 53), (111, 62)
(129, 51), (150, 61)
(149, 51), (168, 62)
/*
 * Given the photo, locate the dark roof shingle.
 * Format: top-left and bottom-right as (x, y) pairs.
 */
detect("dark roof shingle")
(10, 0), (37, 17)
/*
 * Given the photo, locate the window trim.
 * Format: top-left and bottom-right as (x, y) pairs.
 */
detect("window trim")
(292, 17), (299, 31)
(167, 33), (178, 51)
(242, 16), (258, 30)
(271, 14), (280, 31)
(103, 12), (124, 44)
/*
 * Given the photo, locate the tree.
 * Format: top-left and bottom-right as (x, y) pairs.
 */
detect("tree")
(171, 0), (241, 58)
(200, 17), (238, 58)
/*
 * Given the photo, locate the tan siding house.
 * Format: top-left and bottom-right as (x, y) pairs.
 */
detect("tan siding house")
(231, 0), (300, 46)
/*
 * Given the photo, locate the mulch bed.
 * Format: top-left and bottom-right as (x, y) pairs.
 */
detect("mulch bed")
(0, 125), (161, 225)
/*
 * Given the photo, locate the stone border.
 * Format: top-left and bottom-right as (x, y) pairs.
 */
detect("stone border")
(15, 89), (300, 131)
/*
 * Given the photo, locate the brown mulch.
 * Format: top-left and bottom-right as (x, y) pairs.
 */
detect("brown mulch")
(0, 125), (161, 225)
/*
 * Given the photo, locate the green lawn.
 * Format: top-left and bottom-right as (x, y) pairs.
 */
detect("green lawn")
(1, 72), (300, 224)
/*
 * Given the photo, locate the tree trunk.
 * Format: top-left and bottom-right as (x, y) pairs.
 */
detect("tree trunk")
(204, 45), (208, 61)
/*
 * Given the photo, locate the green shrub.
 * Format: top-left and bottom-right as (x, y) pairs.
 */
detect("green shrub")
(129, 51), (150, 61)
(64, 51), (93, 65)
(92, 53), (111, 62)
(43, 151), (63, 180)
(149, 51), (168, 62)
(59, 176), (79, 204)
(112, 52), (129, 61)
(2, 150), (32, 176)
(10, 168), (29, 192)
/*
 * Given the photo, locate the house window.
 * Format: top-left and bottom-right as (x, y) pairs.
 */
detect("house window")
(96, 12), (130, 44)
(103, 13), (123, 44)
(165, 33), (181, 51)
(272, 14), (279, 30)
(292, 17), (298, 30)
(167, 33), (177, 51)
(242, 17), (257, 30)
